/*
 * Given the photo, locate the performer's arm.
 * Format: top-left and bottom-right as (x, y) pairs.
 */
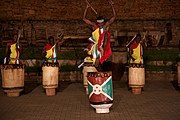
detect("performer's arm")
(105, 0), (116, 26)
(56, 33), (63, 43)
(83, 5), (96, 26)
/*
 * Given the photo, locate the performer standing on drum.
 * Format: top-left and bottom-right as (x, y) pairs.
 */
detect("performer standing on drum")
(82, 0), (116, 113)
(42, 33), (64, 96)
(1, 28), (25, 97)
(83, 0), (116, 71)
(126, 33), (146, 94)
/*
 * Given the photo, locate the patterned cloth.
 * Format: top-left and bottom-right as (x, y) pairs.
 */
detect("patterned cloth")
(88, 25), (112, 65)
(44, 43), (57, 63)
(4, 41), (20, 64)
(127, 34), (143, 64)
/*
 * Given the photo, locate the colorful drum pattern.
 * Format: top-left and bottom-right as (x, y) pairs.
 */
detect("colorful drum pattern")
(87, 72), (113, 113)
(82, 65), (97, 94)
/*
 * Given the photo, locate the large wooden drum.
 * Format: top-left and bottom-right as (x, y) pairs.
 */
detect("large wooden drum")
(42, 63), (59, 96)
(178, 62), (180, 87)
(82, 65), (97, 94)
(87, 72), (113, 113)
(128, 64), (145, 94)
(1, 64), (25, 97)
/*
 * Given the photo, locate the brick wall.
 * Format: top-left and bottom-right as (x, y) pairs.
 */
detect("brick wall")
(0, 0), (179, 45)
(0, 0), (179, 20)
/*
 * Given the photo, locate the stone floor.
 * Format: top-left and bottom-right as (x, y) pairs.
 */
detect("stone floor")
(0, 75), (180, 120)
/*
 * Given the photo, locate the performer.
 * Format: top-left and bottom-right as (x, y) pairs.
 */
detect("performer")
(4, 30), (21, 64)
(126, 33), (145, 94)
(126, 33), (144, 64)
(83, 0), (116, 70)
(83, 0), (116, 113)
(43, 34), (64, 64)
(1, 28), (24, 97)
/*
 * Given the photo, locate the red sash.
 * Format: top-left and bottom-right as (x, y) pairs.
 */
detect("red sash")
(98, 31), (112, 64)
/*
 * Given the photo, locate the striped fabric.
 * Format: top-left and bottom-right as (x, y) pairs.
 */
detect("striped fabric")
(45, 44), (57, 63)
(88, 27), (112, 65)
(9, 43), (20, 64)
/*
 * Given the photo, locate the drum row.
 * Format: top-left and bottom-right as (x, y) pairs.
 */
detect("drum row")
(1, 63), (180, 114)
(0, 64), (59, 97)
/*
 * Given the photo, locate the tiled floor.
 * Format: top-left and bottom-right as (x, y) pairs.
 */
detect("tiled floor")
(0, 77), (180, 120)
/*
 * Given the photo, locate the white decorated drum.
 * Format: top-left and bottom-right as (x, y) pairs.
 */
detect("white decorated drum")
(42, 63), (59, 96)
(128, 64), (145, 94)
(1, 64), (25, 97)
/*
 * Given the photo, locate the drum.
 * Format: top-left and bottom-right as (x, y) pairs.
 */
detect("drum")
(1, 64), (25, 97)
(42, 63), (59, 96)
(82, 65), (97, 94)
(128, 64), (145, 94)
(87, 72), (113, 113)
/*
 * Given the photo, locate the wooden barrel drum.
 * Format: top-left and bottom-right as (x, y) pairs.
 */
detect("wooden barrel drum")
(128, 64), (145, 94)
(1, 64), (25, 97)
(42, 63), (59, 96)
(87, 72), (113, 113)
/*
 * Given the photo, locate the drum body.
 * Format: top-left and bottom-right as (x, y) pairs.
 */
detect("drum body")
(1, 64), (25, 97)
(128, 64), (145, 94)
(87, 72), (113, 113)
(82, 65), (97, 94)
(42, 63), (59, 96)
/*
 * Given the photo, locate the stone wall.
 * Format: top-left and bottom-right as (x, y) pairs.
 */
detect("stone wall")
(0, 0), (179, 47)
(0, 0), (179, 82)
(0, 0), (179, 20)
(0, 19), (179, 47)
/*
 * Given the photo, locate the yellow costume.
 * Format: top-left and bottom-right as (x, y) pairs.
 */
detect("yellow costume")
(130, 43), (143, 64)
(88, 28), (101, 64)
(9, 43), (19, 64)
(45, 44), (57, 63)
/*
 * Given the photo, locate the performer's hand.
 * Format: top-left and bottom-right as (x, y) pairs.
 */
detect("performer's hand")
(86, 4), (90, 8)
